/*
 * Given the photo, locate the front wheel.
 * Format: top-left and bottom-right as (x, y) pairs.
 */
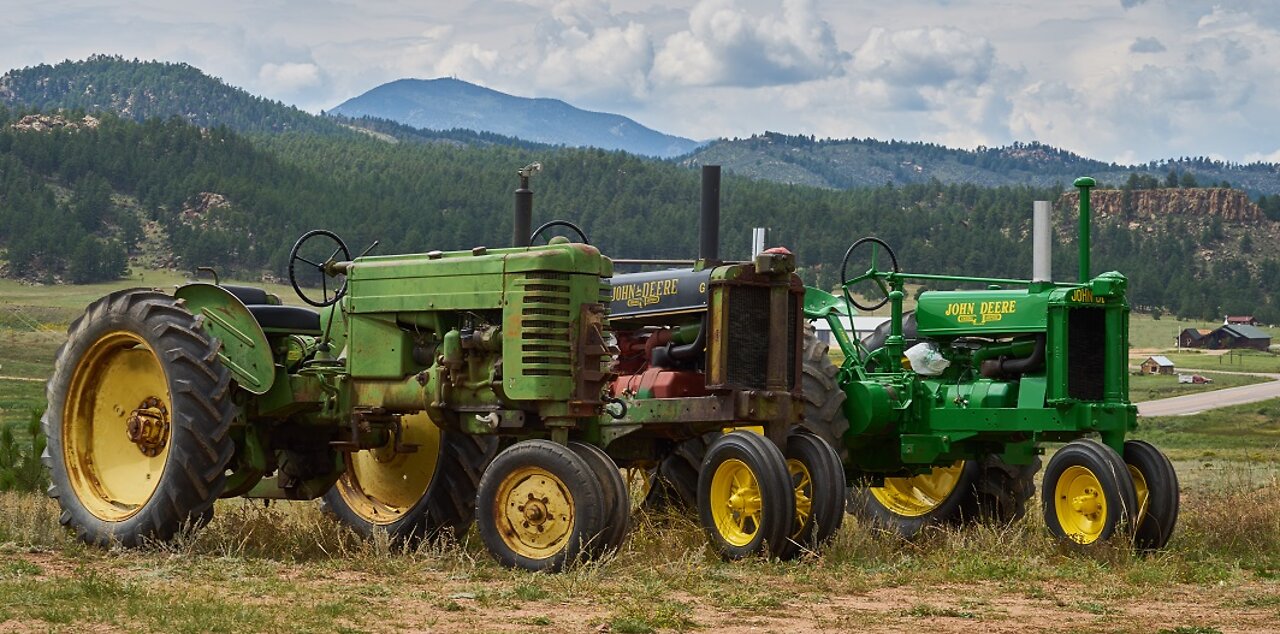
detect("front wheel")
(1124, 440), (1179, 551)
(1042, 440), (1138, 546)
(697, 431), (795, 560)
(43, 290), (236, 546)
(783, 431), (845, 557)
(476, 440), (606, 572)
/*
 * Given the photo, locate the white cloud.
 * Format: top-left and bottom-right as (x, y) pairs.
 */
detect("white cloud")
(651, 0), (847, 87)
(1244, 149), (1280, 164)
(257, 62), (322, 92)
(528, 1), (655, 102)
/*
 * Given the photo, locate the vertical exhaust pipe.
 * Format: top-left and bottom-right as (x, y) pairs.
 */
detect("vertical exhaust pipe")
(512, 162), (541, 247)
(699, 165), (721, 262)
(1074, 176), (1095, 281)
(1032, 200), (1052, 282)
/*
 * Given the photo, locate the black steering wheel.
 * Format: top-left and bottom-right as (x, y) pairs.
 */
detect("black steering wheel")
(529, 220), (590, 245)
(840, 236), (900, 312)
(288, 230), (351, 307)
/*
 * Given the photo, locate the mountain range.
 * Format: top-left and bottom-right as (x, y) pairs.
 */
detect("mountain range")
(3, 56), (1278, 195)
(331, 78), (701, 159)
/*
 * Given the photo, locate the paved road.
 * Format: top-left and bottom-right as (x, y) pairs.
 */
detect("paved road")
(1136, 370), (1280, 417)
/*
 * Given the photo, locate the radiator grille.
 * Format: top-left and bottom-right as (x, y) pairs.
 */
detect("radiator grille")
(518, 273), (573, 378)
(724, 286), (798, 390)
(1067, 308), (1106, 401)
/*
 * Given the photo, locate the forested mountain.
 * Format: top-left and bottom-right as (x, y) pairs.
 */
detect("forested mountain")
(1, 107), (1277, 322)
(331, 78), (701, 158)
(688, 132), (1280, 196)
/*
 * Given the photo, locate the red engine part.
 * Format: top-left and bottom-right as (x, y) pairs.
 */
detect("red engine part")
(610, 367), (709, 399)
(611, 329), (672, 375)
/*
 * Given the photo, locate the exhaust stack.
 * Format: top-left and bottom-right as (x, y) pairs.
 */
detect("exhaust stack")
(1032, 200), (1052, 282)
(699, 165), (721, 262)
(512, 162), (541, 247)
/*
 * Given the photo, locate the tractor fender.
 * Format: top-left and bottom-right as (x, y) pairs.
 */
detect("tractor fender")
(174, 283), (276, 394)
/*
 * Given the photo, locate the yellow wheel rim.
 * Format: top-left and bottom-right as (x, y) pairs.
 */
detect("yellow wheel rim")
(870, 461), (964, 517)
(63, 331), (173, 521)
(788, 458), (813, 540)
(1129, 465), (1149, 525)
(335, 413), (442, 525)
(1054, 465), (1108, 544)
(494, 466), (575, 559)
(709, 458), (763, 547)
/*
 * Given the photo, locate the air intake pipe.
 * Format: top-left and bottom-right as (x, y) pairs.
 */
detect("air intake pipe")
(512, 162), (541, 247)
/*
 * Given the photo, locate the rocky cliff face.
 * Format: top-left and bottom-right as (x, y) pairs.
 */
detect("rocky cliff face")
(1060, 188), (1263, 224)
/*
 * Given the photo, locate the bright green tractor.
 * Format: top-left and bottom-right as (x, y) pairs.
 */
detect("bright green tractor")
(803, 177), (1179, 549)
(42, 166), (843, 571)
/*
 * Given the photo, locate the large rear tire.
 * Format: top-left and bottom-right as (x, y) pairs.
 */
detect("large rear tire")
(43, 289), (236, 546)
(958, 454), (1041, 525)
(321, 415), (496, 542)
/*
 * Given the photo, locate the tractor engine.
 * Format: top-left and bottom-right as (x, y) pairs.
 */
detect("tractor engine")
(607, 253), (804, 407)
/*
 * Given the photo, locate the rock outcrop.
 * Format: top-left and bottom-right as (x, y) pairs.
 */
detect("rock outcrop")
(1060, 188), (1263, 224)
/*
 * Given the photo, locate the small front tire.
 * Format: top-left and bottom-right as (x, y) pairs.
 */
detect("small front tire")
(476, 440), (606, 572)
(1042, 440), (1138, 546)
(697, 431), (794, 560)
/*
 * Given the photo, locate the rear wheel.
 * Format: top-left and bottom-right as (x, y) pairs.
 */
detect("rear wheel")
(1042, 440), (1138, 546)
(1123, 440), (1179, 551)
(645, 432), (716, 510)
(698, 431), (794, 560)
(852, 461), (978, 537)
(476, 440), (606, 572)
(959, 455), (1041, 525)
(43, 290), (236, 546)
(322, 414), (496, 541)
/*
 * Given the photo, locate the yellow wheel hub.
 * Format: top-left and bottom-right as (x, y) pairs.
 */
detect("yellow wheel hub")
(63, 331), (173, 521)
(788, 458), (813, 540)
(1129, 465), (1149, 524)
(709, 458), (763, 547)
(494, 466), (575, 559)
(871, 461), (964, 517)
(1054, 465), (1108, 544)
(336, 413), (442, 525)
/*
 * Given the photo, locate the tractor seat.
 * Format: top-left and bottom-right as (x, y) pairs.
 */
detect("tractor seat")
(222, 284), (272, 306)
(247, 305), (322, 335)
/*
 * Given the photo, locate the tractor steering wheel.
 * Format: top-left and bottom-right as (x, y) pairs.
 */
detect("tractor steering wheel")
(840, 236), (900, 312)
(288, 230), (352, 307)
(529, 220), (590, 245)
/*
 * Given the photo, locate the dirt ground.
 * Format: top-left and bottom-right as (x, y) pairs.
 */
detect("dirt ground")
(2, 550), (1276, 634)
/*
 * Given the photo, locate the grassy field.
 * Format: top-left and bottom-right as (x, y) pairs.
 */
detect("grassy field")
(0, 438), (1275, 633)
(1129, 371), (1268, 402)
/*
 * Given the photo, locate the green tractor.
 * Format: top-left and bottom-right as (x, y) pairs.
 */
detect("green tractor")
(802, 177), (1178, 549)
(42, 165), (844, 571)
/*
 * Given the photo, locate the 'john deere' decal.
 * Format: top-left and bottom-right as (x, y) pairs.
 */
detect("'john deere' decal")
(1069, 288), (1107, 305)
(946, 300), (1018, 326)
(607, 268), (713, 320)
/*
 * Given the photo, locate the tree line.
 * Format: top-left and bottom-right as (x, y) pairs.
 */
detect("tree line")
(0, 107), (1277, 322)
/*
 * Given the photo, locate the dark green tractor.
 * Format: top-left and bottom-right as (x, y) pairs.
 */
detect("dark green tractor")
(43, 165), (844, 571)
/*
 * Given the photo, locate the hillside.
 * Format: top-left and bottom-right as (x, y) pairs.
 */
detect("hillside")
(688, 132), (1280, 196)
(2, 108), (1278, 322)
(330, 78), (701, 158)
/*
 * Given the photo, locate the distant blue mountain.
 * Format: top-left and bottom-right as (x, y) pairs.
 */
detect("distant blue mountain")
(329, 78), (701, 158)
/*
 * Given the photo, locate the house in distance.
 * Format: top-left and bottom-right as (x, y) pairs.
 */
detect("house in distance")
(1141, 355), (1176, 375)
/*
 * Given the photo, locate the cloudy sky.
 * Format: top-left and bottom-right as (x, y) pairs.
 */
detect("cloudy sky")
(5, 0), (1279, 164)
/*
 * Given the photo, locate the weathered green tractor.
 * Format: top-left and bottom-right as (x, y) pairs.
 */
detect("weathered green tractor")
(802, 177), (1179, 548)
(43, 165), (843, 571)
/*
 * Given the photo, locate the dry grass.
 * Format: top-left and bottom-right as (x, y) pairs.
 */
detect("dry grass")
(0, 462), (1275, 633)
